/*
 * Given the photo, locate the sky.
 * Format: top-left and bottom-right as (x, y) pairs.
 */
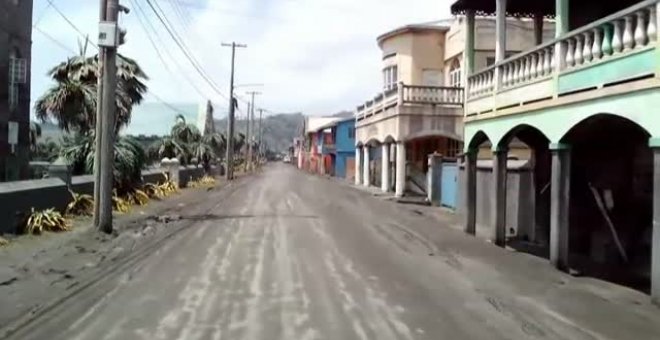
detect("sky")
(31, 0), (453, 122)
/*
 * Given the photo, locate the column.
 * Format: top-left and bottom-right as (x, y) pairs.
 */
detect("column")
(381, 143), (390, 192)
(395, 142), (406, 197)
(555, 0), (569, 38)
(363, 145), (370, 187)
(465, 149), (477, 235)
(533, 13), (544, 45)
(649, 140), (660, 303)
(494, 0), (508, 89)
(355, 146), (362, 185)
(495, 0), (507, 61)
(549, 143), (570, 271)
(492, 146), (508, 247)
(464, 9), (476, 79)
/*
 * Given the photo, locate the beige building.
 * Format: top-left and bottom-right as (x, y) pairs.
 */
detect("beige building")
(355, 17), (554, 197)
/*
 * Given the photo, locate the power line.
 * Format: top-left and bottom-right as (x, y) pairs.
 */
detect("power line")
(143, 0), (229, 100)
(46, 0), (99, 49)
(33, 26), (77, 54)
(129, 0), (209, 99)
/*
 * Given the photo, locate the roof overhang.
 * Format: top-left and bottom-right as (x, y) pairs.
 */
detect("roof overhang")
(377, 24), (450, 47)
(450, 0), (555, 18)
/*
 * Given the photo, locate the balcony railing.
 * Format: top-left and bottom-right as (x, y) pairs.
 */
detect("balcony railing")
(356, 83), (464, 121)
(467, 0), (659, 103)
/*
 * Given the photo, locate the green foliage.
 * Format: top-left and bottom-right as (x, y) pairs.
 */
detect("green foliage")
(23, 208), (71, 235)
(66, 190), (94, 216)
(59, 132), (146, 194)
(34, 45), (148, 133)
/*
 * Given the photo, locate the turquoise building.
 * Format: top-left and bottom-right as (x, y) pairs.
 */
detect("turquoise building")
(453, 0), (660, 301)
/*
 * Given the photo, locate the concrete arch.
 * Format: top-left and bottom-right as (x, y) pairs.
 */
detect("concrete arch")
(465, 89), (660, 149)
(404, 130), (463, 143)
(467, 130), (491, 150)
(498, 124), (551, 150)
(383, 135), (397, 143)
(355, 141), (364, 147)
(365, 138), (383, 146)
(559, 113), (651, 144)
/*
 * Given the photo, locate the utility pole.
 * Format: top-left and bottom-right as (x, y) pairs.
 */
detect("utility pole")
(258, 108), (263, 161)
(93, 0), (107, 226)
(95, 0), (128, 233)
(221, 42), (246, 180)
(245, 91), (261, 171)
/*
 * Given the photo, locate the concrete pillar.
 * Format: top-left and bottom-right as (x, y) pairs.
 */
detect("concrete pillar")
(395, 142), (406, 197)
(492, 147), (508, 247)
(381, 143), (390, 192)
(363, 145), (370, 187)
(649, 140), (660, 303)
(427, 153), (443, 204)
(549, 143), (570, 271)
(355, 146), (362, 185)
(555, 0), (569, 38)
(494, 0), (507, 89)
(465, 149), (477, 235)
(464, 10), (476, 78)
(495, 0), (507, 62)
(533, 13), (544, 45)
(48, 158), (72, 188)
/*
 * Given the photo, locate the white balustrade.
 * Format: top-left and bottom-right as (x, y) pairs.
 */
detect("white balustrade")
(559, 2), (658, 71)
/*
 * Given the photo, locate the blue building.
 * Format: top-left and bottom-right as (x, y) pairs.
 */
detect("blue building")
(332, 117), (356, 179)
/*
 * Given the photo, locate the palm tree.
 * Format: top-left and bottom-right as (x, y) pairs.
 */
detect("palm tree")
(60, 133), (146, 194)
(171, 115), (201, 144)
(34, 41), (148, 133)
(148, 136), (187, 162)
(29, 122), (42, 152)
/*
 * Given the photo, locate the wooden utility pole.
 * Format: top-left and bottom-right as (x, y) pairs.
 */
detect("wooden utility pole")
(97, 0), (120, 233)
(221, 42), (246, 180)
(245, 91), (260, 170)
(258, 108), (263, 160)
(93, 0), (107, 226)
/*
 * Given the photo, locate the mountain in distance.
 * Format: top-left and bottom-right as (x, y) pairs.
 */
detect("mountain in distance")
(215, 112), (304, 153)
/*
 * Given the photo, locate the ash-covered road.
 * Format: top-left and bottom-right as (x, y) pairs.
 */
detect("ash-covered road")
(9, 163), (660, 340)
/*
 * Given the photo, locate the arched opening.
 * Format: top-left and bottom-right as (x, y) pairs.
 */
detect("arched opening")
(365, 139), (382, 187)
(498, 125), (552, 257)
(463, 131), (494, 237)
(448, 58), (462, 87)
(404, 134), (463, 197)
(561, 113), (652, 292)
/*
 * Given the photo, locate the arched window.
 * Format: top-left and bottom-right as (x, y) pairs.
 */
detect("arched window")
(449, 59), (462, 87)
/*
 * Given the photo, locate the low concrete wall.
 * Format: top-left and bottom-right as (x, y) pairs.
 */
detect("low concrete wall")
(179, 166), (204, 188)
(457, 160), (534, 240)
(70, 175), (95, 196)
(0, 178), (69, 234)
(0, 165), (200, 234)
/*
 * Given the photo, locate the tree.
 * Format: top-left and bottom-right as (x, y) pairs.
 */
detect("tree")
(60, 133), (146, 194)
(29, 122), (42, 153)
(34, 42), (148, 133)
(150, 115), (225, 172)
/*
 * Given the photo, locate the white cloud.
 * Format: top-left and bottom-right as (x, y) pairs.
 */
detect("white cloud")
(31, 0), (452, 120)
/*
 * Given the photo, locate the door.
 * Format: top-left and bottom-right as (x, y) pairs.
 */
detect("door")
(441, 163), (458, 209)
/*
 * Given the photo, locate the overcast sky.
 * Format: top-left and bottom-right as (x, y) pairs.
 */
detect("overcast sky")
(31, 0), (452, 118)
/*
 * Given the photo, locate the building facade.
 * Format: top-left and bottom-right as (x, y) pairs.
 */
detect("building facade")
(454, 0), (660, 301)
(0, 0), (33, 181)
(354, 17), (554, 197)
(333, 118), (356, 179)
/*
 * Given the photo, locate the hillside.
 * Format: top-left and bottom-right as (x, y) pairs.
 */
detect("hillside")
(215, 112), (303, 153)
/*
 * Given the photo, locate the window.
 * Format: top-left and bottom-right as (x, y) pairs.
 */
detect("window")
(8, 49), (25, 111)
(348, 127), (355, 139)
(448, 59), (462, 87)
(383, 65), (398, 90)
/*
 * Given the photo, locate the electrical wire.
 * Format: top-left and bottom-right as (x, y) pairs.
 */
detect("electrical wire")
(129, 0), (209, 100)
(143, 0), (229, 100)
